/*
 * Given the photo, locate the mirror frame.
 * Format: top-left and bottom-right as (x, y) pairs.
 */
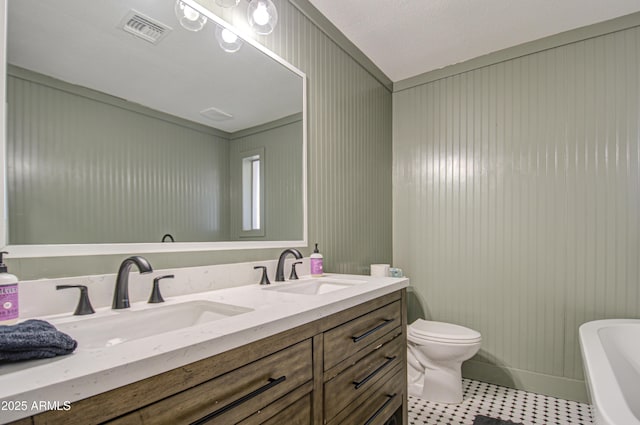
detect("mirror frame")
(0, 0), (307, 258)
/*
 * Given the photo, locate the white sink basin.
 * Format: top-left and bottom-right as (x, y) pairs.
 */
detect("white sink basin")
(55, 301), (253, 349)
(264, 278), (366, 295)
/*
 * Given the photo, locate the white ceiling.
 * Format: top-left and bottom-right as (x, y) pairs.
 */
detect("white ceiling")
(308, 0), (640, 82)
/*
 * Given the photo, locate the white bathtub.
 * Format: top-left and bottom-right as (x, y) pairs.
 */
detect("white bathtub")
(579, 319), (640, 425)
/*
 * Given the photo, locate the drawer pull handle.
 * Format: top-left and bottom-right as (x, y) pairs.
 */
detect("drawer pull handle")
(189, 376), (286, 425)
(352, 356), (397, 390)
(364, 393), (397, 425)
(351, 319), (394, 343)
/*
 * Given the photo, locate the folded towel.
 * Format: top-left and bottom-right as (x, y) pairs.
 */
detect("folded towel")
(0, 319), (77, 362)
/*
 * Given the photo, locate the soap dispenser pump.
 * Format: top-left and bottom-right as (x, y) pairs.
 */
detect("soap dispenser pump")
(310, 243), (323, 277)
(0, 252), (19, 324)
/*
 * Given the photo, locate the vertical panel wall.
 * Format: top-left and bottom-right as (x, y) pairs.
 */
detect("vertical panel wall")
(255, 1), (393, 274)
(229, 117), (304, 241)
(8, 0), (393, 278)
(393, 25), (640, 400)
(7, 69), (231, 244)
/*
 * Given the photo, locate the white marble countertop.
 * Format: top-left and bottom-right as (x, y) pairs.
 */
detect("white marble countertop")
(0, 273), (408, 423)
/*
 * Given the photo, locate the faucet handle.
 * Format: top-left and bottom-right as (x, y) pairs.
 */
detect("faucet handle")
(254, 266), (271, 285)
(56, 285), (95, 315)
(149, 275), (174, 303)
(289, 262), (302, 280)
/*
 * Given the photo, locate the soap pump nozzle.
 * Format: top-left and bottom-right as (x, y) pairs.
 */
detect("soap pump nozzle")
(0, 251), (8, 273)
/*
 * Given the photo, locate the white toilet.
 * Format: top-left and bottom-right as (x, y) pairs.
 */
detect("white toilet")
(407, 319), (481, 404)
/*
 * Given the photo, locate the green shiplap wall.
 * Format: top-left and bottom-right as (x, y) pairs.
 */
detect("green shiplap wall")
(393, 23), (640, 401)
(7, 0), (393, 278)
(252, 1), (392, 274)
(230, 117), (304, 241)
(7, 69), (231, 244)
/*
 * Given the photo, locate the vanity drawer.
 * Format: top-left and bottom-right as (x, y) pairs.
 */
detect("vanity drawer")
(328, 369), (404, 425)
(239, 388), (312, 425)
(324, 300), (401, 371)
(109, 339), (312, 425)
(324, 331), (404, 421)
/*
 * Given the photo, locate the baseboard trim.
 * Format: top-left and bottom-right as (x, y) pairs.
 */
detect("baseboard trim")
(462, 359), (589, 403)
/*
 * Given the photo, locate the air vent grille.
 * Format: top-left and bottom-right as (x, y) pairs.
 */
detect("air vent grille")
(200, 107), (234, 121)
(120, 10), (171, 44)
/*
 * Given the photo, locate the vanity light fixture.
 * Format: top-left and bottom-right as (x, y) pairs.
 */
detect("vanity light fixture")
(175, 0), (277, 42)
(247, 0), (278, 35)
(215, 0), (240, 7)
(174, 0), (207, 32)
(215, 25), (243, 53)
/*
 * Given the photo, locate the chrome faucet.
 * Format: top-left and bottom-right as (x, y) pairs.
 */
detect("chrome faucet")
(275, 248), (303, 282)
(112, 256), (153, 309)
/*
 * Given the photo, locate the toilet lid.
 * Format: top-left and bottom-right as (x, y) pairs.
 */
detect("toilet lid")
(409, 319), (481, 344)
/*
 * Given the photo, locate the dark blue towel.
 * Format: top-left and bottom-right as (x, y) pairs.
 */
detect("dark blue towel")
(0, 319), (77, 362)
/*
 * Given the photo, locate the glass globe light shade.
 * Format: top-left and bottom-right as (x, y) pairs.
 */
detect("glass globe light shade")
(215, 26), (243, 53)
(247, 0), (278, 35)
(215, 0), (240, 7)
(175, 0), (207, 32)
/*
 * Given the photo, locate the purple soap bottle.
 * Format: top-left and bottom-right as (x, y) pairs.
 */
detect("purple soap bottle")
(0, 252), (19, 325)
(310, 243), (324, 277)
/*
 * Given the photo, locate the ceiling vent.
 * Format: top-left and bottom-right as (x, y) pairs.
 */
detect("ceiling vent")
(120, 10), (172, 44)
(200, 107), (234, 121)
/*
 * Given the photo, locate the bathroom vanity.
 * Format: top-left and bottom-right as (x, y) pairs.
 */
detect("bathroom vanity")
(2, 273), (408, 425)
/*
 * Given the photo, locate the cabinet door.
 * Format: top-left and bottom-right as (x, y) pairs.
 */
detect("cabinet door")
(324, 333), (404, 421)
(109, 339), (312, 425)
(327, 370), (404, 425)
(235, 382), (312, 425)
(324, 301), (401, 371)
(256, 392), (311, 425)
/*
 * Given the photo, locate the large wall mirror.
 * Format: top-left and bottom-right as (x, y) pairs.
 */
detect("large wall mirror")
(2, 0), (307, 257)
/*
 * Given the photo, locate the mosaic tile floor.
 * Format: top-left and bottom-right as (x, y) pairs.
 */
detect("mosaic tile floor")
(408, 379), (594, 425)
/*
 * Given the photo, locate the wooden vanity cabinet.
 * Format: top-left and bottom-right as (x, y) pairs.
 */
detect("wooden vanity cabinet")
(25, 289), (407, 425)
(322, 299), (406, 425)
(109, 340), (313, 425)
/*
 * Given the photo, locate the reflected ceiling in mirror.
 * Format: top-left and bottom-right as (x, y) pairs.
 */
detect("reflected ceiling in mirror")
(3, 0), (307, 257)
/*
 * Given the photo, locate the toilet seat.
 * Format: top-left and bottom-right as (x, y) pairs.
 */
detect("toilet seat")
(409, 320), (481, 344)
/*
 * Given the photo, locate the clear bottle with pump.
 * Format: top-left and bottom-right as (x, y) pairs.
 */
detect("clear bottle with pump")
(0, 252), (19, 325)
(310, 243), (324, 277)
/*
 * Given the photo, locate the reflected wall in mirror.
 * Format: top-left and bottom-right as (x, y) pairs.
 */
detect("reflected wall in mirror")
(4, 0), (306, 255)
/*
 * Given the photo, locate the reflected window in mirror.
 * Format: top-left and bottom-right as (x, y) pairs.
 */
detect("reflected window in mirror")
(242, 149), (264, 235)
